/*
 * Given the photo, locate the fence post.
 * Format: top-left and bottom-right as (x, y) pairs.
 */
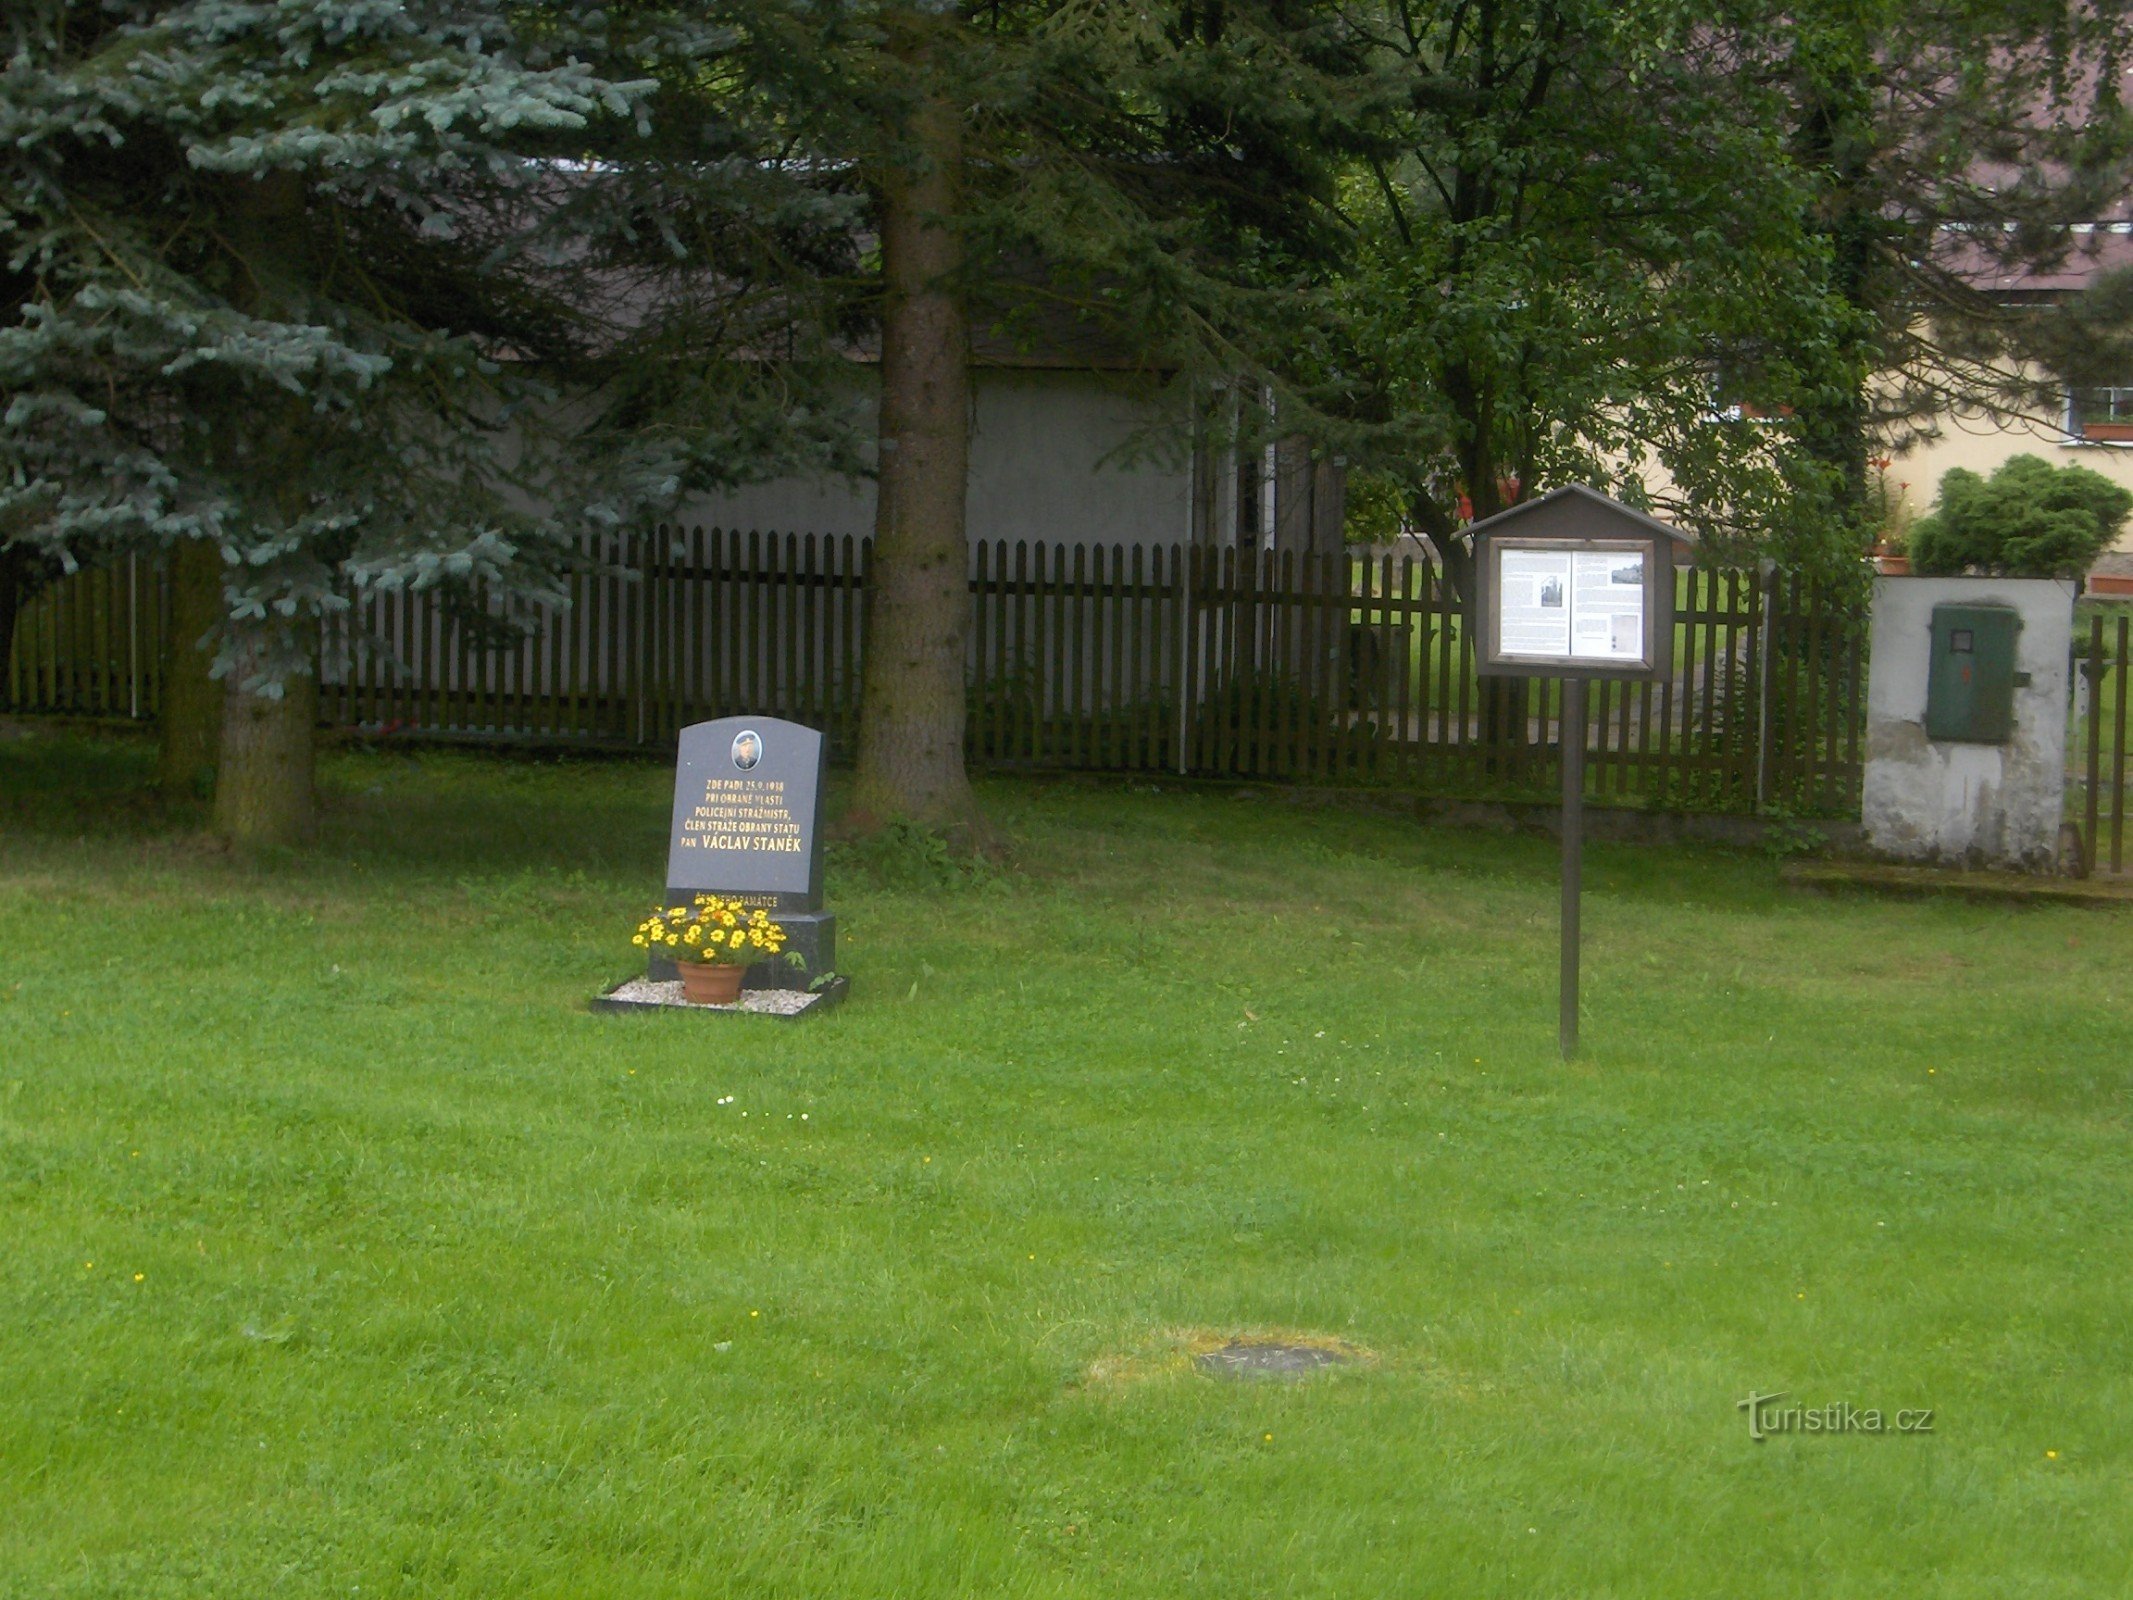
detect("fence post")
(127, 554), (140, 721)
(1175, 544), (1193, 775)
(631, 532), (649, 747)
(1755, 562), (1776, 811)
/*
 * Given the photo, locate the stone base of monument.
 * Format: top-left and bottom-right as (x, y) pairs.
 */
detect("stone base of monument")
(591, 973), (849, 1020)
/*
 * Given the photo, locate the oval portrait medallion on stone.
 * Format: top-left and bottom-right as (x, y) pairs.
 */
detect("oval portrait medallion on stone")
(731, 729), (762, 771)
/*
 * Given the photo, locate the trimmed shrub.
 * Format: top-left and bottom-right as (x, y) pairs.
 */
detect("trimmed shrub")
(1908, 455), (2133, 578)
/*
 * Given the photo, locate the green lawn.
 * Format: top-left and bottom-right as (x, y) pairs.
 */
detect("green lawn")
(1, 726), (2127, 1598)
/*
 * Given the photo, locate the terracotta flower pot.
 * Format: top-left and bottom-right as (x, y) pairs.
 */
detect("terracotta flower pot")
(679, 961), (745, 1005)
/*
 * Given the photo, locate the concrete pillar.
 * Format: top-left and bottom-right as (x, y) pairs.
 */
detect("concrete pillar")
(1861, 576), (2074, 869)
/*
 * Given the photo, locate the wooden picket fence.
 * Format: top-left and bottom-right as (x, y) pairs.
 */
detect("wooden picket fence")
(3, 554), (168, 722)
(3, 528), (1868, 815)
(315, 528), (872, 752)
(964, 542), (1862, 812)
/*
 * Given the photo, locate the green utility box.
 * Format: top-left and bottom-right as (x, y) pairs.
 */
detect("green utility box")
(1925, 602), (2026, 743)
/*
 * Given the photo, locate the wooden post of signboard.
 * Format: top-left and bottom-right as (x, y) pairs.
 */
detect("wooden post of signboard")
(1560, 675), (1585, 1059)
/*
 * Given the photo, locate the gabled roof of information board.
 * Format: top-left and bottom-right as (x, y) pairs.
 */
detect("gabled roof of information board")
(1465, 484), (1699, 547)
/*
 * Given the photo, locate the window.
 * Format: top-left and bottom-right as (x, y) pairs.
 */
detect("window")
(1706, 357), (1791, 424)
(2068, 385), (2133, 441)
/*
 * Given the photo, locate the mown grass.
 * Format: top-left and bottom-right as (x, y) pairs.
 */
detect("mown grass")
(1, 725), (2128, 1598)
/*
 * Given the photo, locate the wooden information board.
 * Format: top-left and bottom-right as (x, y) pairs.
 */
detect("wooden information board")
(1466, 487), (1698, 1057)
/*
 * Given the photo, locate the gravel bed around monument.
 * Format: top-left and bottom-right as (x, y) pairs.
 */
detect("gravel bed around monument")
(599, 977), (819, 1016)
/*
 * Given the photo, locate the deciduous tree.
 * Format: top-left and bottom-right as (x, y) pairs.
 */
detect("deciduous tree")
(1334, 0), (1838, 566)
(1324, 0), (1844, 765)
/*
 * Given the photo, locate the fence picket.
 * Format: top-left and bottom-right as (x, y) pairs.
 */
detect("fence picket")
(1008, 539), (1027, 765)
(1389, 554), (1410, 783)
(1129, 542), (1146, 770)
(782, 530), (800, 725)
(1181, 546), (1202, 773)
(1099, 542), (1116, 770)
(1111, 542), (1130, 771)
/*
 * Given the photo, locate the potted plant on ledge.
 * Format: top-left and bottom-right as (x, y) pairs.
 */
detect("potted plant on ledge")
(1868, 456), (1913, 574)
(1871, 538), (1911, 576)
(633, 895), (793, 1005)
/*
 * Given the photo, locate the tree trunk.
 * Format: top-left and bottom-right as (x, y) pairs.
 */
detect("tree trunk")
(1451, 388), (1530, 778)
(157, 537), (225, 796)
(849, 61), (982, 839)
(213, 624), (317, 849)
(209, 171), (316, 846)
(1791, 38), (1877, 563)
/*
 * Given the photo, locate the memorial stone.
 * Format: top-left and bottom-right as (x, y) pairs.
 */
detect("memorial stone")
(654, 716), (836, 988)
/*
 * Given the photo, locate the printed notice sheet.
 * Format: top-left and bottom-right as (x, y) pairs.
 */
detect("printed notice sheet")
(1498, 548), (1573, 656)
(1495, 545), (1647, 664)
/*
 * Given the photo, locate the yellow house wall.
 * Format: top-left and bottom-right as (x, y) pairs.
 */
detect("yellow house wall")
(1890, 380), (2133, 554)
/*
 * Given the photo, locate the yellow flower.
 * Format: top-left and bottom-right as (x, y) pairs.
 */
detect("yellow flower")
(631, 934), (647, 947)
(665, 935), (680, 947)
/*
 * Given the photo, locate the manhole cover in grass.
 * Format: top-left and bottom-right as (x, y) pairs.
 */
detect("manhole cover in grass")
(1194, 1340), (1353, 1381)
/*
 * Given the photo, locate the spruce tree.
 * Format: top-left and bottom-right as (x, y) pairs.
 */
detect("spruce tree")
(0, 1), (856, 844)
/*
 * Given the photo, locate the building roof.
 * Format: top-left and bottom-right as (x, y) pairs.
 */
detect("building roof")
(1941, 223), (2133, 297)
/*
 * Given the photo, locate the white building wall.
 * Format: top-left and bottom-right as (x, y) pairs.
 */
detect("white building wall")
(677, 369), (1193, 547)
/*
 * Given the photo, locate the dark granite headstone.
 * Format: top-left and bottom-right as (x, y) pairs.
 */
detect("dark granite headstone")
(654, 716), (835, 988)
